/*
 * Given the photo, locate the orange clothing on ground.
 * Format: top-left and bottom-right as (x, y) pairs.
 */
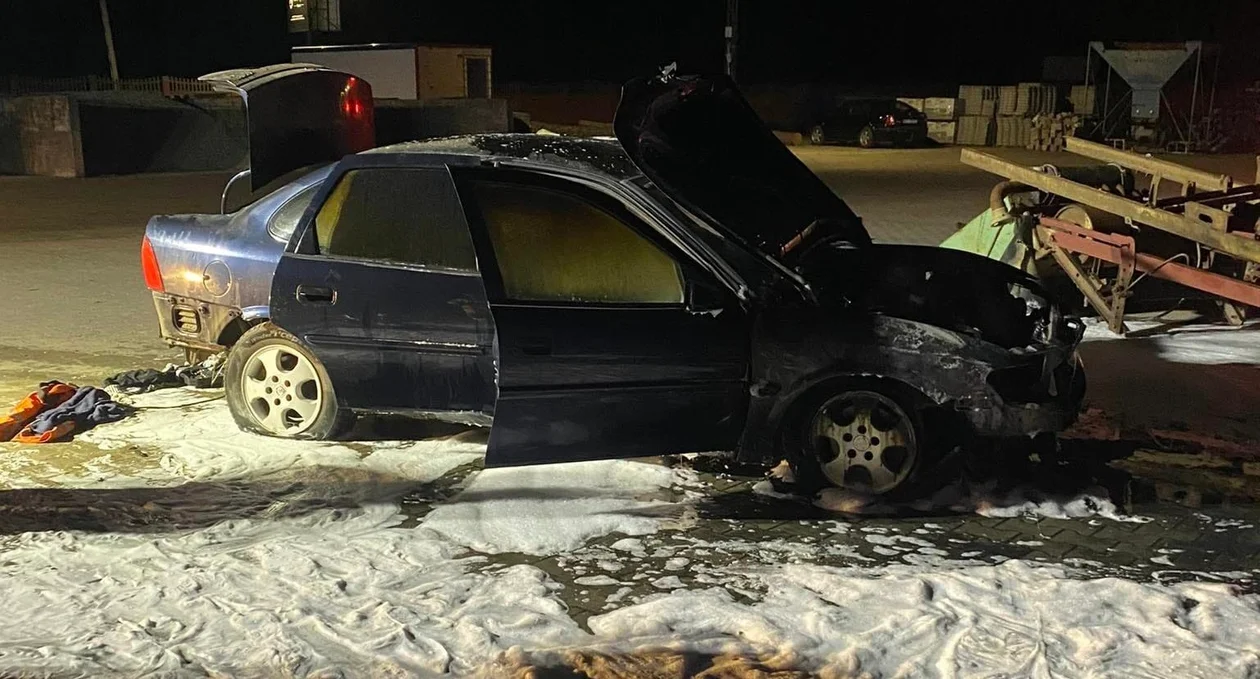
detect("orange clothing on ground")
(0, 382), (78, 442)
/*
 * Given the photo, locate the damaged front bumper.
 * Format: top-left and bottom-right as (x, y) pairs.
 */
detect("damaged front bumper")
(958, 318), (1087, 438)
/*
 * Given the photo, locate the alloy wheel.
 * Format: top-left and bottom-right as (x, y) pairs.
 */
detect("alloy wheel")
(240, 345), (323, 436)
(810, 390), (918, 494)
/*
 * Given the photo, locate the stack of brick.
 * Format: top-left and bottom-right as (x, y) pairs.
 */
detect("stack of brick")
(994, 83), (1059, 147)
(1027, 113), (1083, 151)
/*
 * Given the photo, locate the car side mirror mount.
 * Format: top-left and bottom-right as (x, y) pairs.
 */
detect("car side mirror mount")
(687, 278), (727, 314)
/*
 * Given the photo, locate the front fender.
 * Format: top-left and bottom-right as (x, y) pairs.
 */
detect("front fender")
(737, 313), (1012, 464)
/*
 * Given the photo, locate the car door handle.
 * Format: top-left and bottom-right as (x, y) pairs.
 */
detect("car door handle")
(296, 285), (336, 304)
(519, 338), (552, 356)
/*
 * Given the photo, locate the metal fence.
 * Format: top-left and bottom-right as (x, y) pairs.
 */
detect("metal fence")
(1, 75), (218, 97)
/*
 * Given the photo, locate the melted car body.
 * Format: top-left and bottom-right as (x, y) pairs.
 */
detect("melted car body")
(142, 68), (1086, 496)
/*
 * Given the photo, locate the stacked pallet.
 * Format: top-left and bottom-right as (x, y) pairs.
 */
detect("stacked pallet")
(991, 82), (1060, 147)
(995, 116), (1032, 147)
(923, 97), (960, 120)
(956, 115), (994, 146)
(956, 86), (998, 146)
(997, 86), (1020, 116)
(1016, 83), (1059, 115)
(1026, 113), (1083, 151)
(958, 85), (998, 117)
(897, 97), (925, 113)
(927, 121), (957, 144)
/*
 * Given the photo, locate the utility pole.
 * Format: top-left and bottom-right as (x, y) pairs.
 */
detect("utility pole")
(725, 0), (739, 82)
(98, 0), (120, 84)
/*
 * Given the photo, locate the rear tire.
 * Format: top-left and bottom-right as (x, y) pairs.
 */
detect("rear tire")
(787, 379), (946, 500)
(224, 322), (349, 440)
(858, 126), (877, 148)
(809, 125), (826, 145)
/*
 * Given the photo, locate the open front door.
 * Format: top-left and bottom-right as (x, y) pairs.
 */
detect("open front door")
(455, 168), (750, 467)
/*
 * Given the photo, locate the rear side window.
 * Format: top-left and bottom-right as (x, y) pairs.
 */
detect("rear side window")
(465, 180), (684, 304)
(314, 168), (477, 271)
(845, 101), (873, 117)
(267, 184), (319, 242)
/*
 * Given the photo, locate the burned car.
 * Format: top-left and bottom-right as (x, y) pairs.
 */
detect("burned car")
(141, 68), (1086, 498)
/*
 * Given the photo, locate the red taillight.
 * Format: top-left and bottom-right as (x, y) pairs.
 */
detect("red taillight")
(141, 236), (164, 292)
(341, 77), (370, 120)
(882, 114), (897, 128)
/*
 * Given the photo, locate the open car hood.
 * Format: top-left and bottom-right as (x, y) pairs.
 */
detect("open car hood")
(614, 70), (870, 261)
(199, 63), (375, 191)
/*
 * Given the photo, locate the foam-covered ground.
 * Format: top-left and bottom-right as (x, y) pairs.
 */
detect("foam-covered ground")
(2, 387), (1259, 677)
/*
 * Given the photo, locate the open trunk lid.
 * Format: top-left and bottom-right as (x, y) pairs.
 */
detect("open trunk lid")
(614, 69), (870, 260)
(199, 63), (375, 191)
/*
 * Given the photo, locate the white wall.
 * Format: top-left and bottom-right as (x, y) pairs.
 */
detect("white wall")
(291, 49), (417, 99)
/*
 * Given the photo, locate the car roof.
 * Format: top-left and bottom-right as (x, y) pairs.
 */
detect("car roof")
(365, 133), (643, 181)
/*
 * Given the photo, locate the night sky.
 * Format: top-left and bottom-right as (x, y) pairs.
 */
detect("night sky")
(2, 0), (1256, 87)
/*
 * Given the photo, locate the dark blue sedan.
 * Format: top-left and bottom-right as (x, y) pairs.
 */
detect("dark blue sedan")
(141, 68), (1086, 498)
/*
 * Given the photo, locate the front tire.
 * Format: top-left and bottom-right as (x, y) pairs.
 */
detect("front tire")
(788, 380), (939, 500)
(808, 125), (826, 145)
(224, 323), (348, 439)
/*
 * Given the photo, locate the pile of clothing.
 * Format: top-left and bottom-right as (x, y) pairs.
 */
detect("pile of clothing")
(0, 381), (133, 444)
(103, 354), (224, 395)
(1, 355), (225, 444)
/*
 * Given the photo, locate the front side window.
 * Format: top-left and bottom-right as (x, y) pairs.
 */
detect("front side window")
(314, 168), (477, 271)
(466, 180), (684, 304)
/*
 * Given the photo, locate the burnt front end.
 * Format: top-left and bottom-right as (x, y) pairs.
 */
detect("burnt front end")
(738, 242), (1088, 463)
(827, 243), (1089, 438)
(956, 313), (1086, 437)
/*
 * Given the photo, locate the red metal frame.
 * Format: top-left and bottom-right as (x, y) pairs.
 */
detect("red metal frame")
(1038, 217), (1260, 309)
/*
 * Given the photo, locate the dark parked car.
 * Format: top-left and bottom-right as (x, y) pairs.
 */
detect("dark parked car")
(142, 68), (1085, 498)
(806, 97), (928, 148)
